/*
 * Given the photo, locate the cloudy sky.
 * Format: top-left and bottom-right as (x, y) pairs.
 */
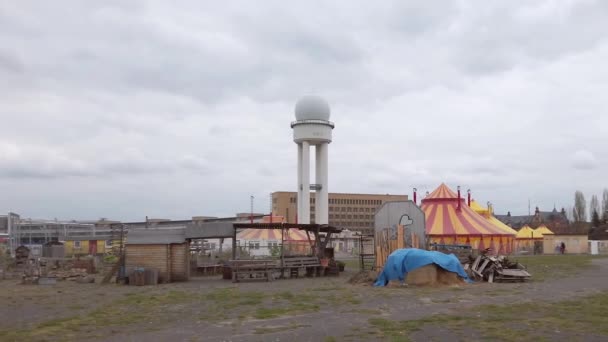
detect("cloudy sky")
(1, 1), (607, 221)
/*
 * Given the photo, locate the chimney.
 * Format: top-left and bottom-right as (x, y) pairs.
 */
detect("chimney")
(467, 189), (471, 207)
(457, 186), (461, 210)
(507, 211), (511, 216)
(413, 188), (417, 205)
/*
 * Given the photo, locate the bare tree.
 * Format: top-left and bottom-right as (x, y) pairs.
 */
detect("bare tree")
(565, 206), (574, 222)
(602, 189), (608, 221)
(574, 191), (587, 222)
(590, 195), (600, 220)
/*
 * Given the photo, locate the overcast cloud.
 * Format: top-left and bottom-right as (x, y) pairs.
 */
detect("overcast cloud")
(1, 1), (607, 221)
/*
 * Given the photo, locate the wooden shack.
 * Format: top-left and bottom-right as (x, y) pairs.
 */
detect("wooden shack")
(125, 228), (190, 283)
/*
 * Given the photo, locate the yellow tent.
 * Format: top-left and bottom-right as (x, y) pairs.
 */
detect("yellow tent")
(470, 200), (518, 235)
(470, 200), (517, 253)
(534, 225), (554, 236)
(516, 225), (542, 239)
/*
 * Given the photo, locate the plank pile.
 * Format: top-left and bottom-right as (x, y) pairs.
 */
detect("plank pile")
(464, 255), (531, 283)
(47, 268), (88, 280)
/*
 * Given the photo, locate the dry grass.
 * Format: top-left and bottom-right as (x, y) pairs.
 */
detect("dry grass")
(368, 290), (608, 341)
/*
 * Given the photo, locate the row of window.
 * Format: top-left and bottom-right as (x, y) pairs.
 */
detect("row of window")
(289, 197), (383, 206)
(306, 206), (375, 213)
(73, 240), (113, 249)
(328, 207), (373, 213)
(329, 198), (383, 205)
(328, 221), (374, 227)
(329, 214), (373, 220)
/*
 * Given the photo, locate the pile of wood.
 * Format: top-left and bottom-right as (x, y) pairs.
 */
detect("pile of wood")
(21, 265), (90, 284)
(47, 268), (88, 280)
(464, 254), (531, 283)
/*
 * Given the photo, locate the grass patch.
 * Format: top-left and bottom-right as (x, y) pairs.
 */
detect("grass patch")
(514, 255), (605, 282)
(254, 302), (320, 319)
(341, 259), (360, 270)
(0, 290), (194, 341)
(254, 323), (310, 334)
(351, 308), (383, 315)
(367, 290), (608, 341)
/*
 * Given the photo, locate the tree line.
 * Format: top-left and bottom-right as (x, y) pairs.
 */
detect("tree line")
(572, 189), (608, 226)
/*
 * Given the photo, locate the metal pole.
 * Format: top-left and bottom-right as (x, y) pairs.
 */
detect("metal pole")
(280, 225), (285, 279)
(250, 195), (254, 224)
(232, 228), (237, 260)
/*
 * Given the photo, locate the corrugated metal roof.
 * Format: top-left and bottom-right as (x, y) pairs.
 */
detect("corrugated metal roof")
(127, 228), (186, 244)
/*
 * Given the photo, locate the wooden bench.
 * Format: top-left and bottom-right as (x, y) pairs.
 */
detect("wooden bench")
(229, 259), (277, 283)
(282, 256), (321, 278)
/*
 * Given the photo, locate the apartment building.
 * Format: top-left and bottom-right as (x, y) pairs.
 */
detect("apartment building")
(272, 191), (408, 234)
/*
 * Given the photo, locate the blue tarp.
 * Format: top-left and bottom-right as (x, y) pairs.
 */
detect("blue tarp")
(374, 248), (472, 286)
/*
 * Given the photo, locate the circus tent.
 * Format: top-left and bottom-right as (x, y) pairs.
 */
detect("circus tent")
(469, 200), (517, 254)
(237, 228), (312, 241)
(421, 183), (514, 254)
(534, 225), (554, 236)
(237, 228), (313, 256)
(515, 225), (542, 251)
(516, 225), (541, 239)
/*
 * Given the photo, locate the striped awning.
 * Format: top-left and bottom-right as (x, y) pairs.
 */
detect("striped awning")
(421, 184), (514, 237)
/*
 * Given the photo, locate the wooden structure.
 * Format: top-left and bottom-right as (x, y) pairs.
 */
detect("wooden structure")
(230, 259), (276, 282)
(125, 229), (190, 283)
(231, 223), (340, 280)
(282, 256), (321, 278)
(358, 234), (375, 271)
(375, 225), (420, 270)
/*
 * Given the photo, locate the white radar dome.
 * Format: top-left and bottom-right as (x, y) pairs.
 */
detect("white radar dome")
(294, 95), (331, 121)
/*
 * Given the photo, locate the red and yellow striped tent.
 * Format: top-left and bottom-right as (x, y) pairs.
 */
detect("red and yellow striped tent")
(237, 228), (312, 241)
(469, 200), (517, 254)
(237, 228), (314, 255)
(421, 184), (514, 254)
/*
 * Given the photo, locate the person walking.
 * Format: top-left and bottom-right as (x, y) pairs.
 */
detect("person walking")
(560, 242), (566, 255)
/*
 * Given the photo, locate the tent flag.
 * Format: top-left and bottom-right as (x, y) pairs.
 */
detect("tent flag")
(374, 248), (472, 286)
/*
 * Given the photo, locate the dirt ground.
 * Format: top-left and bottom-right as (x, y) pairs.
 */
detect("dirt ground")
(1, 255), (608, 342)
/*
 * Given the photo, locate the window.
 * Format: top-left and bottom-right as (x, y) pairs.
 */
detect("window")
(354, 208), (358, 212)
(347, 207), (352, 212)
(249, 241), (260, 250)
(105, 240), (112, 248)
(74, 241), (81, 249)
(341, 207), (346, 212)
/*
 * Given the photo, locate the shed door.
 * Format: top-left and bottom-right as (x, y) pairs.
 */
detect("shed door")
(89, 240), (97, 255)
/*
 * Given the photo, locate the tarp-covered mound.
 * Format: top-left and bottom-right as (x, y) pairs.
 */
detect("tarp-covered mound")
(374, 248), (472, 286)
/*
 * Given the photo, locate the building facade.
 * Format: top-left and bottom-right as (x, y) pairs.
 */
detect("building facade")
(496, 207), (569, 231)
(272, 191), (408, 234)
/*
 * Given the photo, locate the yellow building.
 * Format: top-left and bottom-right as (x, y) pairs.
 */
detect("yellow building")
(272, 191), (408, 234)
(64, 238), (113, 257)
